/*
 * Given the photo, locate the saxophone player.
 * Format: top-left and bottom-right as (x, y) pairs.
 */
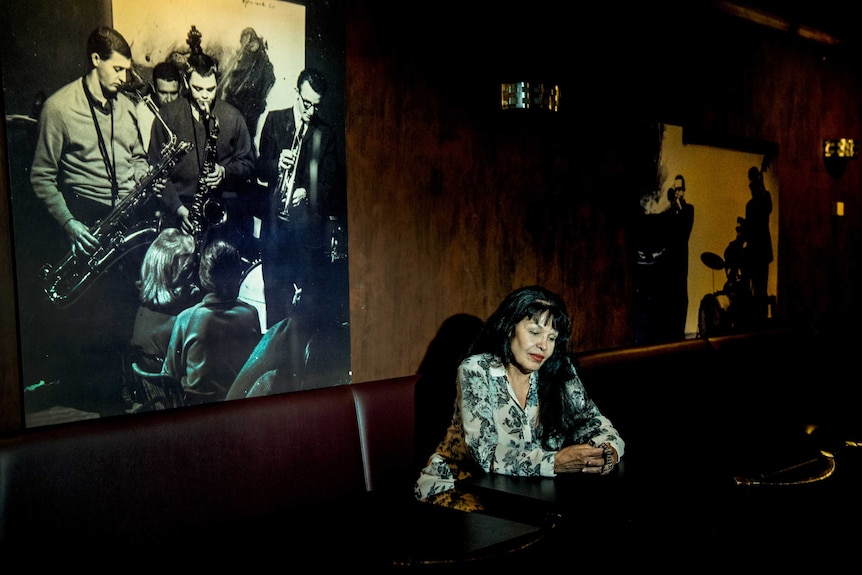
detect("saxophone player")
(148, 51), (254, 243)
(27, 26), (150, 405)
(256, 68), (337, 328)
(31, 26), (149, 259)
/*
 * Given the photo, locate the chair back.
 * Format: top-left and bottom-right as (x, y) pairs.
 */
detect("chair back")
(130, 361), (186, 411)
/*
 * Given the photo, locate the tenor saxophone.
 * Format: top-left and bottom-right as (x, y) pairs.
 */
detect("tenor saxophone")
(189, 105), (226, 245)
(40, 96), (193, 308)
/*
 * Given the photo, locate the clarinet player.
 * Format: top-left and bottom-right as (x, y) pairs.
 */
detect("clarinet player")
(28, 26), (150, 407)
(148, 50), (254, 246)
(256, 68), (337, 328)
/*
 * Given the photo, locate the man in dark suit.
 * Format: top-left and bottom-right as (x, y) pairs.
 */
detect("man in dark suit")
(256, 68), (337, 328)
(148, 52), (255, 242)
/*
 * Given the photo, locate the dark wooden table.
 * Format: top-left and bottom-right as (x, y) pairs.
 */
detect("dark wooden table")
(242, 492), (552, 571)
(463, 465), (627, 525)
(460, 454), (862, 570)
(379, 500), (546, 569)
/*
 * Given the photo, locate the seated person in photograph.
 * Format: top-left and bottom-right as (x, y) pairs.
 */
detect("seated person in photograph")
(163, 239), (261, 405)
(225, 311), (351, 400)
(414, 286), (625, 512)
(225, 316), (305, 400)
(129, 228), (201, 373)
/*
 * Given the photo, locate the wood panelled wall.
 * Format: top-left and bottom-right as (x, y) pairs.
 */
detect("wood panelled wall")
(2, 2), (861, 429)
(345, 2), (862, 382)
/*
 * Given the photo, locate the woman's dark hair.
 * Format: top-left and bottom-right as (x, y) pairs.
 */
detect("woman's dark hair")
(468, 285), (578, 447)
(198, 240), (243, 300)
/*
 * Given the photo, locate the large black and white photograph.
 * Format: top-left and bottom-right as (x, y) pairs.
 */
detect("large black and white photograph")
(1, 0), (350, 428)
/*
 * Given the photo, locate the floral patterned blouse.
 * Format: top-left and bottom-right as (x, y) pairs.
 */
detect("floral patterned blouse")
(414, 353), (625, 502)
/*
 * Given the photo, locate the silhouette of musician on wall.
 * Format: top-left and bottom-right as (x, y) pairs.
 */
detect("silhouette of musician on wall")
(744, 165), (773, 324)
(698, 160), (775, 338)
(635, 173), (695, 344)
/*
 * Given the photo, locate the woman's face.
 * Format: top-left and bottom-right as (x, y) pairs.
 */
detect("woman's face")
(509, 311), (558, 373)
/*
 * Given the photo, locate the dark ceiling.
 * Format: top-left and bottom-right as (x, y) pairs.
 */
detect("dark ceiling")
(722, 1), (859, 47)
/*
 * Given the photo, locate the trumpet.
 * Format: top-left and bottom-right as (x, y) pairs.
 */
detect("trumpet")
(275, 122), (306, 221)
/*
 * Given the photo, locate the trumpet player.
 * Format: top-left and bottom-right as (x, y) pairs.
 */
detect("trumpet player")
(148, 50), (254, 240)
(256, 68), (337, 328)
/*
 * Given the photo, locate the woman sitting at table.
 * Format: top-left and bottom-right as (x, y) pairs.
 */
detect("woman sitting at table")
(414, 285), (625, 512)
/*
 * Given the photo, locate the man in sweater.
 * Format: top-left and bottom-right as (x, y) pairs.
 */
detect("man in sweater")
(27, 26), (150, 408)
(31, 26), (149, 258)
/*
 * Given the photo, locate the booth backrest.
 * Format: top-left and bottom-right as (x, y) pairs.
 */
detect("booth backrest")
(576, 338), (721, 475)
(575, 327), (826, 485)
(0, 375), (419, 546)
(351, 375), (418, 495)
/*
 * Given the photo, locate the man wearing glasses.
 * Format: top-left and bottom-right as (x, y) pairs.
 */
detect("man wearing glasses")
(256, 68), (337, 328)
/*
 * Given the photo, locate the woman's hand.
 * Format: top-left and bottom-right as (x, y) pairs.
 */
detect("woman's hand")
(554, 443), (618, 475)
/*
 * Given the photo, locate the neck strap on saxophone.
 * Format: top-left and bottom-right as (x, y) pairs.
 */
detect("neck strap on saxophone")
(82, 76), (118, 207)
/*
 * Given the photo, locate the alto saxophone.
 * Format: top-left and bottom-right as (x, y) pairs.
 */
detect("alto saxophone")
(275, 122), (306, 221)
(189, 105), (226, 245)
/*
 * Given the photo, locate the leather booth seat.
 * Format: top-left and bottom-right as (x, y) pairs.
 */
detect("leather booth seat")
(0, 375), (419, 569)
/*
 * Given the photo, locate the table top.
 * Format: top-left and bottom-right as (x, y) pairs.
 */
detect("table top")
(138, 492), (549, 571)
(380, 501), (544, 566)
(458, 453), (862, 568)
(467, 465), (624, 502)
(461, 468), (629, 529)
(275, 491), (549, 569)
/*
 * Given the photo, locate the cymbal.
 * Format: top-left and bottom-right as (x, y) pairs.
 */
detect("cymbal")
(700, 252), (725, 270)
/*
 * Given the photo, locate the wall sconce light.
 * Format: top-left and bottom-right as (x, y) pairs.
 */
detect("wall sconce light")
(832, 201), (845, 217)
(501, 82), (560, 111)
(823, 138), (857, 159)
(823, 138), (856, 178)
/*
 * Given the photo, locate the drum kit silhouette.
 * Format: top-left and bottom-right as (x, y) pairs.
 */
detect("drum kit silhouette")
(697, 250), (737, 337)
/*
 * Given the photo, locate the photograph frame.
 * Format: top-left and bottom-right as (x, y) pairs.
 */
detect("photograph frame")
(1, 0), (350, 428)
